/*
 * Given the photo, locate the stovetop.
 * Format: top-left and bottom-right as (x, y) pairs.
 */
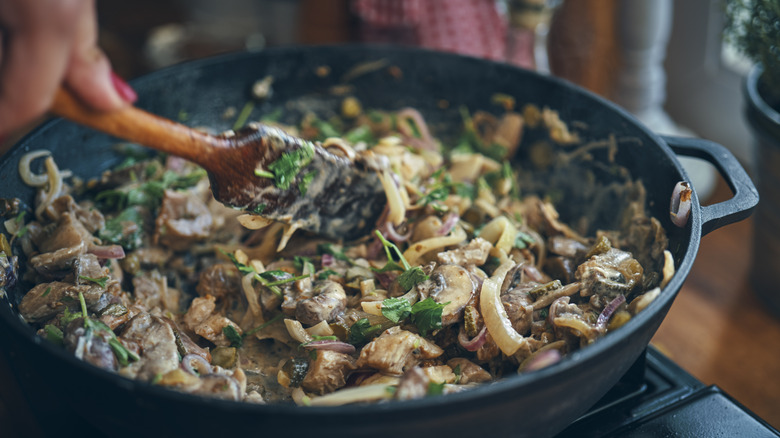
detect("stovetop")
(557, 346), (779, 437)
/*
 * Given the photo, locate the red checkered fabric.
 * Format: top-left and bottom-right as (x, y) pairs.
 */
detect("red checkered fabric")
(352, 0), (535, 68)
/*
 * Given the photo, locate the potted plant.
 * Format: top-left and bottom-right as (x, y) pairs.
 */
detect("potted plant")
(723, 0), (780, 317)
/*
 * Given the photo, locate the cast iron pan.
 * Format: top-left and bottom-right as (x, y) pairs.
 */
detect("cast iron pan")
(0, 46), (758, 437)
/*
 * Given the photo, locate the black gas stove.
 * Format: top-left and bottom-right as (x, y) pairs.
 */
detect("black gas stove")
(1, 346), (777, 437)
(556, 346), (779, 437)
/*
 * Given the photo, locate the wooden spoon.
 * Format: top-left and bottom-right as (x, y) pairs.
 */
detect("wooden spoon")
(51, 87), (387, 240)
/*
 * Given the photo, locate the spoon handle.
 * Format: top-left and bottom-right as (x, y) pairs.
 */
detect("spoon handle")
(51, 86), (222, 166)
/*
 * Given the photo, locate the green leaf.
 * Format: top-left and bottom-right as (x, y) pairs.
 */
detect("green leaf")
(426, 380), (446, 396)
(293, 256), (314, 273)
(316, 268), (339, 280)
(223, 325), (244, 348)
(347, 318), (382, 345)
(99, 207), (144, 250)
(381, 297), (412, 323)
(397, 266), (428, 292)
(219, 249), (255, 275)
(299, 170), (317, 195)
(410, 297), (448, 337)
(44, 324), (63, 345)
(267, 143), (315, 190)
(78, 275), (109, 288)
(42, 286), (52, 297)
(453, 364), (462, 384)
(233, 100), (255, 130)
(514, 231), (535, 249)
(250, 203), (267, 215)
(244, 313), (284, 337)
(344, 124), (375, 144)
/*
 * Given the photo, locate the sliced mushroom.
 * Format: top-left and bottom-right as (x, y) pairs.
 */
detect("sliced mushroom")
(429, 264), (476, 326)
(295, 281), (347, 326)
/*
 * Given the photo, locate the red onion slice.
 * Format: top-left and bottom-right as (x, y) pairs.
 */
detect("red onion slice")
(438, 212), (460, 236)
(670, 181), (692, 227)
(88, 244), (126, 259)
(596, 294), (626, 330)
(303, 340), (356, 354)
(321, 253), (335, 267)
(383, 221), (411, 243)
(523, 349), (562, 372)
(181, 353), (213, 375)
(458, 326), (488, 352)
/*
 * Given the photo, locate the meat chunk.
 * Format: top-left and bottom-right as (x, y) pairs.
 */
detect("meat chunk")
(501, 288), (534, 336)
(44, 195), (105, 233)
(295, 281), (347, 326)
(132, 271), (180, 313)
(118, 313), (180, 381)
(301, 350), (356, 395)
(154, 190), (213, 251)
(196, 263), (240, 299)
(30, 243), (86, 279)
(446, 358), (492, 384)
(576, 248), (643, 300)
(356, 326), (444, 376)
(436, 237), (492, 266)
(19, 281), (104, 323)
(183, 295), (216, 330)
(182, 294), (241, 347)
(33, 212), (98, 254)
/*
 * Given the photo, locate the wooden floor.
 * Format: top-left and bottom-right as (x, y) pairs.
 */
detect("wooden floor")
(651, 180), (780, 429)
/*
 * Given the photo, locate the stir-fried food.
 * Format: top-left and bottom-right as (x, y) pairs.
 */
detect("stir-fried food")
(1, 98), (673, 405)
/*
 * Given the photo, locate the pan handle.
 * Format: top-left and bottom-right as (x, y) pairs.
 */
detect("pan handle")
(662, 135), (759, 236)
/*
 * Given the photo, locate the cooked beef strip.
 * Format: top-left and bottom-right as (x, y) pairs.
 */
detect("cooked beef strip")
(19, 281), (104, 323)
(356, 326), (444, 376)
(154, 189), (213, 251)
(295, 280), (347, 326)
(301, 350), (356, 395)
(118, 312), (180, 381)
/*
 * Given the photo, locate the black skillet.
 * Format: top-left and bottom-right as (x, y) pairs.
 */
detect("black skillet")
(0, 45), (758, 438)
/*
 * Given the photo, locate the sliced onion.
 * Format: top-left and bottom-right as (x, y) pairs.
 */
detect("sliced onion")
(521, 349), (562, 372)
(284, 318), (312, 344)
(382, 221), (411, 243)
(302, 340), (356, 354)
(458, 325), (488, 352)
(181, 353), (213, 375)
(18, 150), (51, 186)
(480, 259), (526, 355)
(88, 244), (126, 259)
(321, 253), (335, 267)
(596, 294), (626, 331)
(670, 181), (692, 227)
(308, 383), (395, 406)
(438, 212), (459, 236)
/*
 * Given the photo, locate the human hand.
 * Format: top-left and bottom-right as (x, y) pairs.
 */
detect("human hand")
(0, 0), (136, 139)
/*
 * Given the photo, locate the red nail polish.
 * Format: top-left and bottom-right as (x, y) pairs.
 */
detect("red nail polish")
(110, 71), (138, 103)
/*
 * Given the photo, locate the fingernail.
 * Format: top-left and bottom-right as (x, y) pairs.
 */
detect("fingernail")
(110, 71), (137, 103)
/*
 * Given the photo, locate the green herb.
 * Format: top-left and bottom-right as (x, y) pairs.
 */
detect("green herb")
(454, 182), (476, 200)
(317, 243), (352, 263)
(151, 374), (163, 385)
(233, 100), (255, 131)
(397, 267), (428, 292)
(316, 269), (339, 280)
(220, 249), (255, 275)
(254, 169), (274, 178)
(223, 325), (244, 348)
(14, 211), (25, 224)
(453, 364), (462, 384)
(514, 231), (535, 249)
(373, 231), (429, 291)
(456, 106), (507, 161)
(410, 297), (448, 337)
(250, 203), (267, 215)
(61, 307), (82, 326)
(42, 286), (52, 297)
(264, 273), (310, 287)
(293, 255), (314, 273)
(78, 275), (109, 288)
(344, 124), (374, 144)
(261, 108), (283, 122)
(44, 324), (63, 345)
(311, 119), (341, 140)
(426, 381), (446, 396)
(381, 297), (412, 323)
(267, 142), (315, 190)
(178, 110), (189, 122)
(347, 318), (382, 345)
(99, 207), (144, 250)
(539, 309), (549, 319)
(95, 167), (206, 213)
(76, 292), (139, 366)
(299, 170), (317, 195)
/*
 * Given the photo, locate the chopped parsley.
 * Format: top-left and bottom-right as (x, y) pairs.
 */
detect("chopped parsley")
(347, 318), (382, 345)
(514, 231), (535, 249)
(299, 170), (317, 195)
(99, 207), (144, 250)
(44, 324), (63, 345)
(373, 231), (429, 292)
(42, 286), (52, 297)
(250, 203), (267, 215)
(223, 325), (244, 348)
(78, 275), (109, 288)
(316, 269), (339, 280)
(410, 297), (448, 337)
(267, 142), (315, 190)
(381, 297), (412, 323)
(426, 380), (446, 396)
(77, 292), (139, 366)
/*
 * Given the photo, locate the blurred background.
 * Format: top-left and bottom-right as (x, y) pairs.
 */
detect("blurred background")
(1, 0), (778, 432)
